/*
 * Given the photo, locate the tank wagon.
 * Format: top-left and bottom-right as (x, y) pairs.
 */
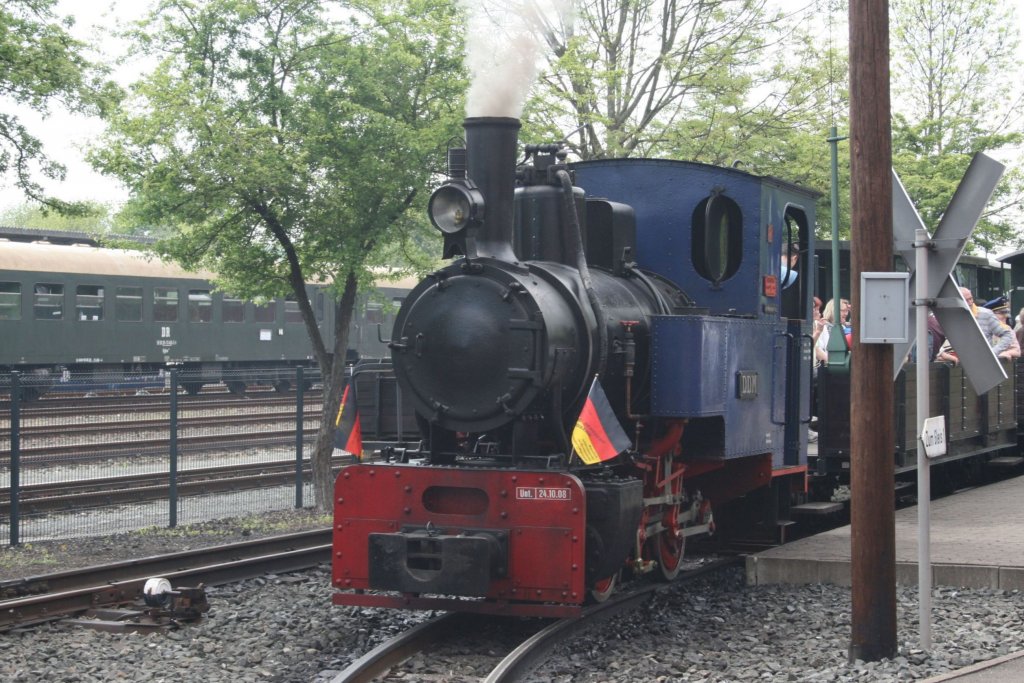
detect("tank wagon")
(331, 117), (817, 617)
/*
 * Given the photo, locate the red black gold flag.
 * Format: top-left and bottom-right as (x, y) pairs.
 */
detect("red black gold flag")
(334, 383), (362, 459)
(571, 377), (631, 465)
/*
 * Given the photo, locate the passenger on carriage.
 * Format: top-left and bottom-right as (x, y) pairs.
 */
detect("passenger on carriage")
(935, 288), (1018, 363)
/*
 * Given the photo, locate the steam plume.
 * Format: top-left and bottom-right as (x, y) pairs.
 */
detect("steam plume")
(462, 1), (573, 118)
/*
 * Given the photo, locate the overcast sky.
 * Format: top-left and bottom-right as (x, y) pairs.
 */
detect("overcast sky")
(0, 0), (148, 214)
(2, 1), (1023, 217)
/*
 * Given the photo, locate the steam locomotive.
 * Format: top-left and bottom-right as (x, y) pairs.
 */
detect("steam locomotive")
(331, 117), (816, 617)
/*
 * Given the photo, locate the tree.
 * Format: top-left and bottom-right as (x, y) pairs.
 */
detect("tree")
(519, 1), (853, 239)
(661, 19), (853, 240)
(0, 0), (116, 212)
(0, 200), (113, 231)
(91, 0), (465, 508)
(524, 0), (783, 160)
(891, 0), (1024, 253)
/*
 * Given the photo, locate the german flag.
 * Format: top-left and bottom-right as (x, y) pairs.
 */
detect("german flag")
(571, 377), (631, 465)
(334, 382), (362, 459)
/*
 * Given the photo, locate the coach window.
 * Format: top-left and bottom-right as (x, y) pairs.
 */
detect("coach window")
(0, 282), (21, 320)
(691, 191), (742, 285)
(223, 296), (244, 323)
(154, 287), (179, 322)
(34, 283), (64, 320)
(75, 285), (105, 321)
(365, 302), (383, 325)
(188, 289), (212, 323)
(115, 286), (143, 321)
(285, 296), (302, 323)
(254, 301), (276, 323)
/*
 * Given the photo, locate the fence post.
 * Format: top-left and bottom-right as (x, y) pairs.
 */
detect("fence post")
(295, 366), (304, 508)
(9, 372), (21, 546)
(169, 369), (179, 528)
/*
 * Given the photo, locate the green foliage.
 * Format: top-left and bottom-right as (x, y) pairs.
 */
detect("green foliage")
(0, 0), (120, 213)
(668, 27), (852, 240)
(91, 0), (463, 302)
(891, 0), (1024, 253)
(89, 0), (465, 509)
(0, 200), (113, 231)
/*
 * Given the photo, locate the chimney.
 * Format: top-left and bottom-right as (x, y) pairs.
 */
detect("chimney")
(463, 117), (520, 262)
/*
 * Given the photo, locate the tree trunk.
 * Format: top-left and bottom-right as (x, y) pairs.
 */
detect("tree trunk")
(311, 271), (360, 511)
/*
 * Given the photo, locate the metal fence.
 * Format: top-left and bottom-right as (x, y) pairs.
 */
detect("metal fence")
(1, 366), (335, 546)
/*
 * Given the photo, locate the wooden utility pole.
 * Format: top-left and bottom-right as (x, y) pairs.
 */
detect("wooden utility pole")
(848, 0), (897, 661)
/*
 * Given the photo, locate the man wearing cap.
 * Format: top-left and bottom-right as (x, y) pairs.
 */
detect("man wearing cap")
(939, 288), (1017, 363)
(991, 303), (1020, 358)
(965, 288), (1017, 359)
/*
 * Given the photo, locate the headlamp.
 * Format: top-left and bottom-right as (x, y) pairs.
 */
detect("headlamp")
(428, 181), (484, 234)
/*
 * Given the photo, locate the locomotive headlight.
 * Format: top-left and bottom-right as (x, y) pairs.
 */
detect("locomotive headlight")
(429, 181), (484, 234)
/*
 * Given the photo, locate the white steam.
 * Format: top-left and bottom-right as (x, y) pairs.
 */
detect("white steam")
(462, 1), (574, 118)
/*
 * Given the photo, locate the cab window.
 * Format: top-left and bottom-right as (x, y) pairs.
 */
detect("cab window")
(692, 192), (742, 285)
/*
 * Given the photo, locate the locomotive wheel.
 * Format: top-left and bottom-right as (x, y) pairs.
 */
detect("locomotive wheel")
(273, 380), (291, 393)
(652, 456), (686, 581)
(226, 380), (247, 395)
(653, 528), (685, 581)
(183, 382), (203, 396)
(588, 572), (618, 603)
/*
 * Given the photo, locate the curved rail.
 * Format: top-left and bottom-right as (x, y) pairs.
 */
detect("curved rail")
(331, 556), (742, 683)
(332, 613), (480, 683)
(485, 556), (741, 682)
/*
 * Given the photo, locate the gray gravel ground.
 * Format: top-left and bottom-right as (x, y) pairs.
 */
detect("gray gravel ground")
(2, 515), (1023, 682)
(527, 569), (1024, 682)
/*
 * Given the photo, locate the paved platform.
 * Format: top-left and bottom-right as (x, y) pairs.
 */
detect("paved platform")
(746, 475), (1024, 590)
(920, 650), (1024, 682)
(747, 475), (1024, 682)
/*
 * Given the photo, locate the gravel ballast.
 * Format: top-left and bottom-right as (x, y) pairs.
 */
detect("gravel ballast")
(2, 515), (1023, 682)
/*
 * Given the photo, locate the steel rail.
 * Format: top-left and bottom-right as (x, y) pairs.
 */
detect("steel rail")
(0, 529), (332, 630)
(0, 391), (325, 418)
(331, 613), (483, 683)
(3, 409), (321, 438)
(2, 428), (320, 461)
(0, 457), (354, 515)
(484, 556), (742, 683)
(330, 557), (743, 683)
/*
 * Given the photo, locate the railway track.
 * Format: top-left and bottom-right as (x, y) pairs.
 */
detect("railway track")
(0, 388), (323, 415)
(0, 455), (355, 515)
(332, 556), (741, 683)
(0, 528), (331, 631)
(1, 408), (323, 439)
(1, 426), (322, 463)
(1, 390), (329, 464)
